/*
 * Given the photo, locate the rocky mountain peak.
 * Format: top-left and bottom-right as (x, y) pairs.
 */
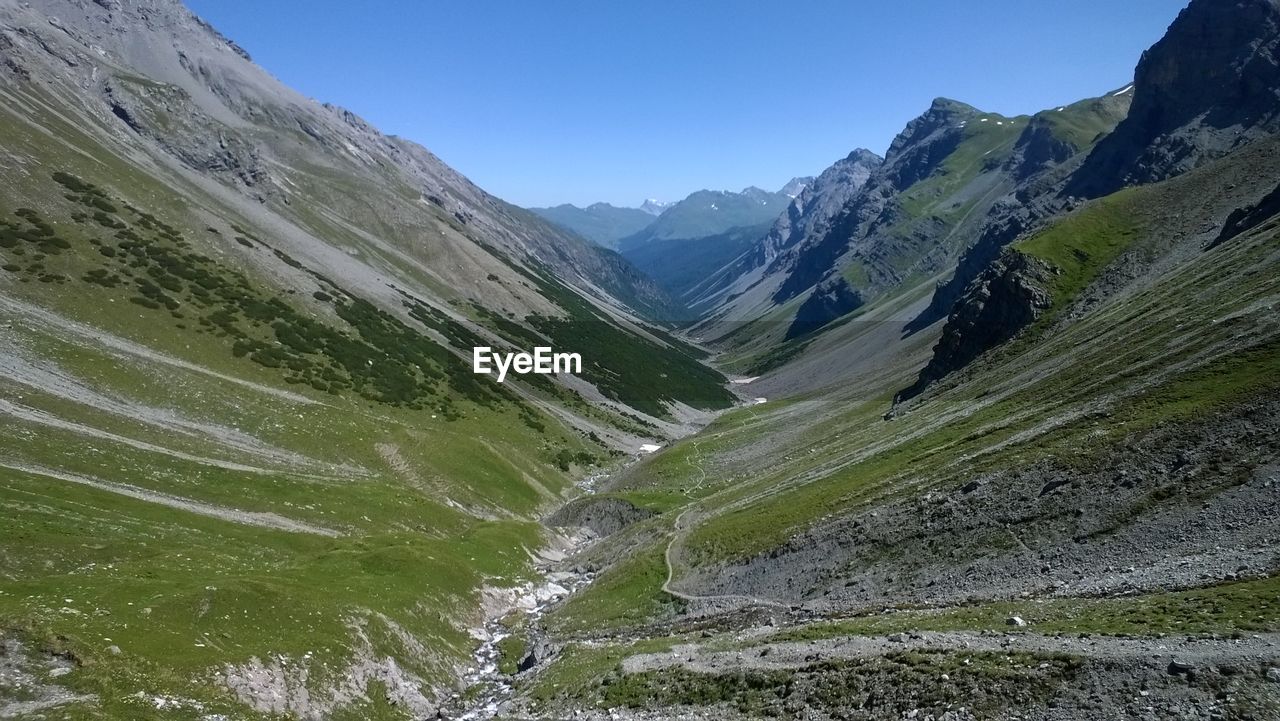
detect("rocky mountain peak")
(880, 98), (982, 189)
(779, 176), (815, 198)
(885, 98), (980, 161)
(639, 198), (673, 216)
(1068, 0), (1280, 196)
(844, 148), (882, 165)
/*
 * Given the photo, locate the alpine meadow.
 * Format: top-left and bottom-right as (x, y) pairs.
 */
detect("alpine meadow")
(0, 1), (1278, 720)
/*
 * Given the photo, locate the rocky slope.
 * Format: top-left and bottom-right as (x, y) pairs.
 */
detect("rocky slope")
(0, 0), (734, 717)
(690, 90), (1129, 366)
(506, 3), (1280, 719)
(906, 0), (1280, 399)
(4, 0), (1280, 719)
(680, 149), (882, 317)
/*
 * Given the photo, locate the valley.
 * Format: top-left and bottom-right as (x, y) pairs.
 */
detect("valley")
(1, 0), (1279, 719)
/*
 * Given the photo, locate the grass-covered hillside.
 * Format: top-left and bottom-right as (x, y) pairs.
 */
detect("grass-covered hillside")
(520, 135), (1280, 720)
(0, 2), (734, 717)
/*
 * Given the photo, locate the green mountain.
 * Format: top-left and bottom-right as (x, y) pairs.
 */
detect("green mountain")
(527, 202), (657, 250)
(5, 0), (1280, 720)
(617, 183), (808, 252)
(0, 1), (732, 717)
(508, 2), (1280, 719)
(620, 222), (771, 306)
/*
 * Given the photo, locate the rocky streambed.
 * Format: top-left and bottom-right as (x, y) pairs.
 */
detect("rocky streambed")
(452, 527), (597, 720)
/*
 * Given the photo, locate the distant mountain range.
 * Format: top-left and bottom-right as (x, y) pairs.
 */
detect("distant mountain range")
(7, 0), (1280, 719)
(617, 181), (811, 252)
(530, 180), (811, 254)
(639, 198), (675, 216)
(532, 181), (816, 306)
(527, 202), (655, 250)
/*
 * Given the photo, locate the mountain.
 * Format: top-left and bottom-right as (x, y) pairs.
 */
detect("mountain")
(1067, 0), (1280, 198)
(906, 0), (1280, 391)
(7, 0), (1280, 720)
(618, 222), (772, 310)
(512, 3), (1280, 720)
(680, 148), (883, 316)
(617, 182), (804, 251)
(779, 177), (812, 197)
(527, 202), (656, 250)
(639, 198), (675, 216)
(684, 90), (1131, 367)
(0, 0), (735, 716)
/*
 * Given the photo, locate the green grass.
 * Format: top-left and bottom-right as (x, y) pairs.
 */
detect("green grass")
(496, 634), (529, 676)
(524, 637), (679, 704)
(0, 88), (607, 718)
(1037, 95), (1129, 151)
(577, 651), (1079, 718)
(0, 463), (544, 716)
(898, 114), (1027, 223)
(679, 193), (1280, 564)
(1016, 186), (1145, 316)
(547, 545), (682, 634)
(481, 246), (735, 418)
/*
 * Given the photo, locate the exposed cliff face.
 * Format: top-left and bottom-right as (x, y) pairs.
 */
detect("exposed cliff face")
(678, 150), (881, 319)
(1067, 0), (1280, 198)
(896, 251), (1053, 401)
(907, 0), (1280, 398)
(754, 149), (882, 270)
(1211, 180), (1280, 248)
(785, 276), (865, 340)
(770, 100), (986, 306)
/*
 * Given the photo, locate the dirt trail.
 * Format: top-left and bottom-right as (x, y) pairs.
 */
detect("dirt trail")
(660, 442), (786, 610)
(0, 461), (342, 537)
(623, 630), (1280, 675)
(0, 297), (321, 406)
(0, 398), (283, 475)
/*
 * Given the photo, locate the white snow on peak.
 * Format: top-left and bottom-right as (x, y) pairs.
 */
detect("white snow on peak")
(1056, 107), (1066, 112)
(979, 118), (989, 122)
(710, 203), (719, 210)
(1113, 84), (1135, 96)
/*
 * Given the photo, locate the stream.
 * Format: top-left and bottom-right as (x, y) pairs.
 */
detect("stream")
(453, 471), (610, 719)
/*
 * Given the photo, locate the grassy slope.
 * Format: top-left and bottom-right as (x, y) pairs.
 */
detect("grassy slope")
(0, 89), (609, 717)
(720, 114), (1028, 375)
(531, 157), (1280, 697)
(517, 151), (1280, 717)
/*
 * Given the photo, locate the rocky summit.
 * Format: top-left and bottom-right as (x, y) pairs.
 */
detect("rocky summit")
(1, 1), (1278, 720)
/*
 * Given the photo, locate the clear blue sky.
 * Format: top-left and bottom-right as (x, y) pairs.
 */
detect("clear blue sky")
(185, 1), (1186, 208)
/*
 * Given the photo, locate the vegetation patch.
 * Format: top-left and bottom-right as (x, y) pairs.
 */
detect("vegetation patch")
(1016, 187), (1145, 317)
(547, 546), (683, 634)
